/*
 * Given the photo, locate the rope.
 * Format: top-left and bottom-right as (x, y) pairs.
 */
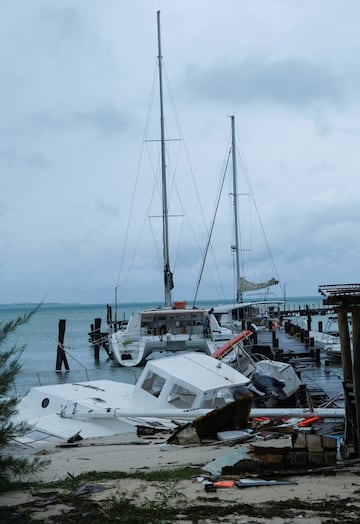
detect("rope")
(192, 147), (232, 306)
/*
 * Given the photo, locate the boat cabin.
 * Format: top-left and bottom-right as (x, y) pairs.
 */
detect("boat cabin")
(139, 307), (206, 336)
(213, 301), (282, 330)
(133, 352), (250, 411)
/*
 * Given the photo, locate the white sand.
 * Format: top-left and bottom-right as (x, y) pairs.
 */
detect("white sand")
(2, 434), (360, 523)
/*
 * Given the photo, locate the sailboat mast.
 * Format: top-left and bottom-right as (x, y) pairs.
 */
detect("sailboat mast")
(231, 115), (242, 303)
(157, 10), (173, 307)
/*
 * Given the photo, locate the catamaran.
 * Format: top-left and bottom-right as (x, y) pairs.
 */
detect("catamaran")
(109, 12), (238, 367)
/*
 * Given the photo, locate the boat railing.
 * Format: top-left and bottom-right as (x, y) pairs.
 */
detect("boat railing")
(251, 353), (272, 362)
(10, 368), (94, 398)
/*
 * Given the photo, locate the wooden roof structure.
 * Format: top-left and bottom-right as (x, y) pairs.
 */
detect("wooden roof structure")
(318, 284), (360, 306)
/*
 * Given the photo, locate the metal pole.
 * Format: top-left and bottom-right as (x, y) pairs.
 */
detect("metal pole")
(157, 10), (172, 307)
(231, 115), (241, 303)
(115, 285), (120, 323)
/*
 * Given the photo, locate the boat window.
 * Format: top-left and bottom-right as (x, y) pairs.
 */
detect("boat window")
(41, 398), (49, 408)
(140, 371), (166, 398)
(167, 384), (196, 409)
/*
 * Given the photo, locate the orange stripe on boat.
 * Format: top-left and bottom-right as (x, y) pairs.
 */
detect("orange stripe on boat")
(212, 330), (253, 359)
(297, 416), (322, 427)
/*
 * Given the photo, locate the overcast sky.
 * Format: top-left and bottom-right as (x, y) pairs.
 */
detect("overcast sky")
(1, 0), (360, 305)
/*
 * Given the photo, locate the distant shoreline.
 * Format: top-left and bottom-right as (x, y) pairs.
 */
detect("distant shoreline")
(0, 296), (321, 307)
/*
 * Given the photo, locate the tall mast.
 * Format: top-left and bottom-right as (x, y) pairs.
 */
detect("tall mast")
(157, 10), (173, 307)
(231, 115), (242, 303)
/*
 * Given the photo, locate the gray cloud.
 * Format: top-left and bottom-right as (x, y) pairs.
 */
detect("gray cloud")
(1, 1), (360, 303)
(185, 57), (348, 108)
(0, 148), (48, 170)
(30, 106), (130, 135)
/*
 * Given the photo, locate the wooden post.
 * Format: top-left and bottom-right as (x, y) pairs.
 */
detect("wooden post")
(93, 318), (102, 362)
(55, 319), (70, 371)
(338, 307), (356, 448)
(299, 329), (304, 343)
(338, 308), (353, 384)
(107, 304), (112, 325)
(351, 308), (360, 455)
(284, 320), (290, 334)
(271, 330), (276, 344)
(306, 305), (312, 331)
(88, 323), (95, 344)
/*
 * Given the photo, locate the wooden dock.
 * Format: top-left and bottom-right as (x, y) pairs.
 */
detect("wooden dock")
(253, 321), (344, 409)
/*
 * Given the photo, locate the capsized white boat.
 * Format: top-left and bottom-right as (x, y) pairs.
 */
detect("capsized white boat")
(213, 332), (302, 405)
(325, 343), (344, 360)
(14, 352), (252, 445)
(311, 329), (341, 350)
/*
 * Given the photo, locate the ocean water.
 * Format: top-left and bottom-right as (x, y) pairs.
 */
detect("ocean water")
(0, 296), (323, 396)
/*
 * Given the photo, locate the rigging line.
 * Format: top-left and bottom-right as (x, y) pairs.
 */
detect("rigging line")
(115, 59), (158, 292)
(231, 187), (250, 278)
(63, 343), (107, 350)
(161, 116), (183, 275)
(164, 118), (229, 299)
(198, 132), (237, 301)
(172, 215), (185, 278)
(145, 130), (165, 274)
(163, 62), (212, 243)
(153, 59), (217, 296)
(231, 234), (237, 302)
(130, 99), (183, 287)
(141, 123), (182, 282)
(164, 65), (230, 301)
(235, 137), (281, 285)
(123, 180), (160, 297)
(57, 343), (89, 370)
(192, 148), (232, 306)
(148, 213), (163, 271)
(119, 59), (170, 300)
(191, 134), (236, 303)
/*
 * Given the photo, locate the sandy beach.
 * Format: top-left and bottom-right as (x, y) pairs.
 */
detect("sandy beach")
(2, 433), (360, 522)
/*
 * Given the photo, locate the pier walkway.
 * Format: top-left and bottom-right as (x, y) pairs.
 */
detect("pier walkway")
(254, 322), (344, 409)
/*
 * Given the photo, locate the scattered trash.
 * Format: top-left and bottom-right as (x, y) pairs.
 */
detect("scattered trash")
(201, 476), (298, 493)
(235, 478), (298, 488)
(75, 483), (103, 496)
(203, 432), (338, 476)
(67, 430), (83, 444)
(217, 430), (253, 442)
(34, 448), (50, 455)
(205, 483), (217, 492)
(297, 416), (322, 427)
(213, 480), (235, 488)
(159, 443), (185, 451)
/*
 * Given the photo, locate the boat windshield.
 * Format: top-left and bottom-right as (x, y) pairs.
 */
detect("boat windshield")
(167, 384), (197, 409)
(140, 370), (166, 398)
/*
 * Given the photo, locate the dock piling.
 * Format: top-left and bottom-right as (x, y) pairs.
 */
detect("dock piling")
(89, 318), (113, 362)
(55, 319), (70, 372)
